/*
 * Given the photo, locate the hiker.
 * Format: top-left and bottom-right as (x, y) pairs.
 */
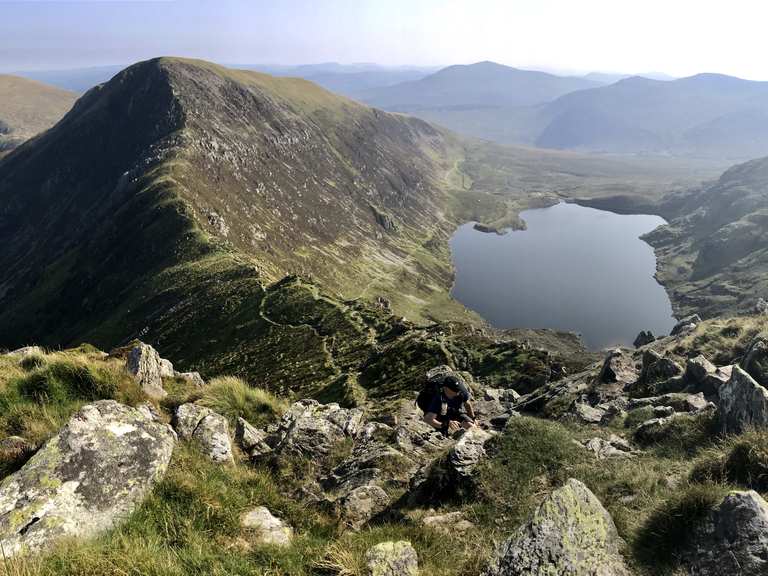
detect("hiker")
(419, 372), (476, 434)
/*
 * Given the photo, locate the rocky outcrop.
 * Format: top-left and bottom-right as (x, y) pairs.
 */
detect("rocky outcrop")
(174, 403), (233, 463)
(671, 314), (702, 336)
(241, 506), (293, 547)
(684, 490), (768, 575)
(484, 479), (630, 576)
(5, 346), (43, 358)
(0, 401), (175, 557)
(598, 349), (639, 386)
(365, 541), (419, 576)
(741, 335), (768, 387)
(633, 331), (656, 348)
(573, 402), (606, 424)
(718, 366), (768, 435)
(235, 417), (271, 458)
(125, 342), (167, 399)
(259, 399), (364, 460)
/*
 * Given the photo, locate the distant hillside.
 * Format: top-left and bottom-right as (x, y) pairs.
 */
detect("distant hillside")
(0, 75), (76, 153)
(361, 61), (599, 111)
(616, 155), (768, 318)
(537, 74), (768, 158)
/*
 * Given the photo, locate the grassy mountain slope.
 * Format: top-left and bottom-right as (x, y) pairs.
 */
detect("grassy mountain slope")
(537, 74), (768, 158)
(0, 75), (77, 153)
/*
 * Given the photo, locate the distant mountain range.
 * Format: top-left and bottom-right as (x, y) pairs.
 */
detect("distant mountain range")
(535, 74), (768, 158)
(0, 75), (76, 153)
(359, 61), (600, 111)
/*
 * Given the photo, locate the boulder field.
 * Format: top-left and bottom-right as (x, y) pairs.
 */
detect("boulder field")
(1, 324), (768, 574)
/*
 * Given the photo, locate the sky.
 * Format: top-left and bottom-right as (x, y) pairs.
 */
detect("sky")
(2, 0), (768, 79)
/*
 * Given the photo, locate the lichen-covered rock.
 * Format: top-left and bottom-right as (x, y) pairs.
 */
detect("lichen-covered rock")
(339, 485), (390, 530)
(241, 506), (293, 547)
(484, 479), (630, 576)
(633, 415), (679, 444)
(174, 403), (233, 463)
(365, 540), (419, 576)
(0, 400), (175, 557)
(125, 342), (167, 399)
(683, 490), (768, 575)
(718, 366), (768, 435)
(173, 403), (212, 439)
(264, 399), (364, 459)
(741, 335), (768, 387)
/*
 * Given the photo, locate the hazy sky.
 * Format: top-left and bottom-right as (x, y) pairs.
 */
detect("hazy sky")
(2, 0), (768, 79)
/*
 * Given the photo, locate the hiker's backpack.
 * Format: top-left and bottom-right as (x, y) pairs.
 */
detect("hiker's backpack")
(416, 365), (453, 413)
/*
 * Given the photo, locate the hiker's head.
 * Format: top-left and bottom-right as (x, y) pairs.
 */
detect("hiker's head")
(442, 375), (462, 398)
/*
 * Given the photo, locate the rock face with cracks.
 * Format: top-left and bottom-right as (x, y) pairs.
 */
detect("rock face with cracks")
(684, 490), (768, 576)
(0, 400), (176, 557)
(718, 366), (768, 435)
(484, 478), (630, 576)
(174, 403), (233, 463)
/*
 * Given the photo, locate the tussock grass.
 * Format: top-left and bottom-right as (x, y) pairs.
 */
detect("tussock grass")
(691, 428), (768, 492)
(633, 482), (727, 573)
(197, 376), (288, 428)
(0, 347), (145, 455)
(474, 416), (584, 526)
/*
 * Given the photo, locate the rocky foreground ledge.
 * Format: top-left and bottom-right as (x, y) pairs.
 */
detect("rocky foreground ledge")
(1, 325), (768, 574)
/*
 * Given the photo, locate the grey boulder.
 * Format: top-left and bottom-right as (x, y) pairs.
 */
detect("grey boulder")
(684, 490), (768, 575)
(0, 401), (175, 557)
(241, 506), (293, 547)
(174, 403), (233, 463)
(484, 479), (630, 576)
(718, 366), (768, 435)
(125, 342), (167, 399)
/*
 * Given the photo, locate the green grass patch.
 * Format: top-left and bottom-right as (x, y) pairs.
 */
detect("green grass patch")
(197, 376), (288, 428)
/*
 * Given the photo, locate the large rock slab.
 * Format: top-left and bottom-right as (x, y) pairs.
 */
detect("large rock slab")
(684, 490), (768, 575)
(365, 540), (419, 576)
(484, 478), (630, 576)
(125, 342), (167, 399)
(718, 366), (768, 435)
(0, 401), (175, 557)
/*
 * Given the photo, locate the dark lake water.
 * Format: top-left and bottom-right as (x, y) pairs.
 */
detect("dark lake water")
(449, 202), (676, 349)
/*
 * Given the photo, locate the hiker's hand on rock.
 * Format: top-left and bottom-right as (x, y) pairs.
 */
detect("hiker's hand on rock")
(447, 421), (461, 433)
